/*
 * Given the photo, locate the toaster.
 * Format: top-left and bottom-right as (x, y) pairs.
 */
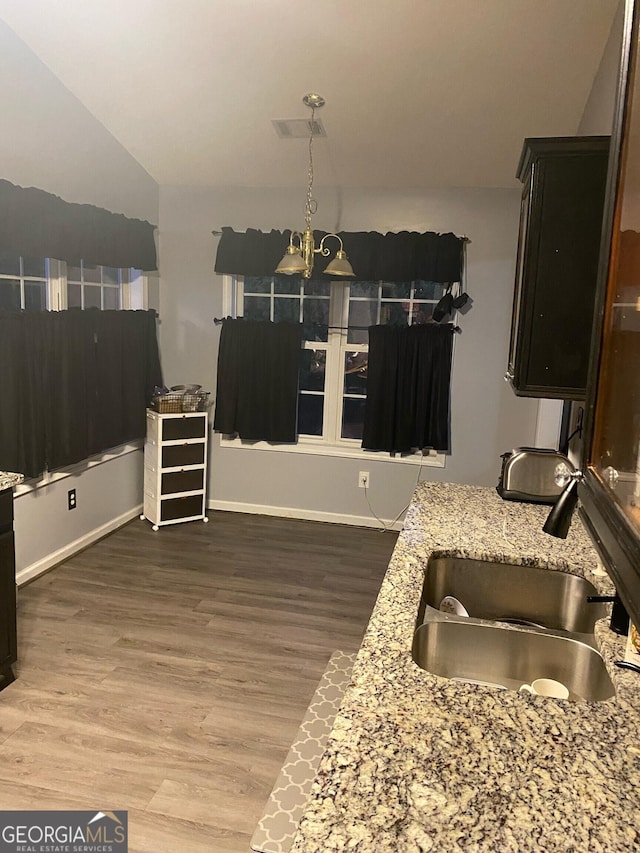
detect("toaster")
(497, 447), (574, 505)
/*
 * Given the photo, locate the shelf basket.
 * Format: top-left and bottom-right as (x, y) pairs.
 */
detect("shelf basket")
(152, 392), (210, 413)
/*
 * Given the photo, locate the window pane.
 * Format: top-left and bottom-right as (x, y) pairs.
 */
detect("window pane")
(274, 278), (302, 295)
(273, 297), (300, 323)
(244, 295), (271, 321)
(21, 257), (45, 278)
(24, 281), (46, 311)
(244, 276), (272, 294)
(350, 281), (378, 298)
(305, 281), (331, 296)
(347, 299), (377, 343)
(302, 297), (329, 340)
(344, 352), (368, 394)
(102, 266), (120, 284)
(84, 286), (102, 309)
(298, 394), (324, 436)
(103, 286), (119, 310)
(0, 255), (20, 276)
(342, 397), (366, 440)
(300, 350), (326, 392)
(382, 282), (411, 299)
(67, 266), (82, 282)
(415, 281), (444, 300)
(67, 283), (82, 307)
(0, 280), (21, 310)
(412, 302), (437, 324)
(380, 302), (410, 326)
(83, 264), (101, 283)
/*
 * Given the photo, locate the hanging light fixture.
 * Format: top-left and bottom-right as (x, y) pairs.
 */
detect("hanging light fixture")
(275, 93), (355, 279)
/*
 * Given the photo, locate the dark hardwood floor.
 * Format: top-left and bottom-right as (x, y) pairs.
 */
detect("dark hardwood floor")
(0, 511), (397, 853)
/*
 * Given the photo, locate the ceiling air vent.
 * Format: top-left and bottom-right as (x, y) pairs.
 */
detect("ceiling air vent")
(272, 118), (327, 139)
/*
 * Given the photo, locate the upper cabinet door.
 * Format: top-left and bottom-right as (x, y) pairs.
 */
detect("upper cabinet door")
(580, 0), (640, 629)
(507, 136), (609, 399)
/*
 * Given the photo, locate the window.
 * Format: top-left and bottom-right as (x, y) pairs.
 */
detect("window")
(227, 276), (448, 448)
(0, 255), (48, 311)
(0, 256), (145, 312)
(67, 261), (123, 310)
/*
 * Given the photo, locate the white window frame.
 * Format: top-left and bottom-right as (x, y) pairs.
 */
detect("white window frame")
(0, 256), (49, 310)
(219, 275), (446, 468)
(0, 257), (147, 312)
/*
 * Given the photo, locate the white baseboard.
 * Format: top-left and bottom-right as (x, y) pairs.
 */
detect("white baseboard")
(16, 505), (143, 587)
(207, 499), (405, 531)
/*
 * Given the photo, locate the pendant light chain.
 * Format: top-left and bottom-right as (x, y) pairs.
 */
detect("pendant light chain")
(305, 105), (318, 231)
(274, 94), (354, 279)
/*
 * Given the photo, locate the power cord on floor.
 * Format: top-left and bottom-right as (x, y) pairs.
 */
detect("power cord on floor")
(363, 452), (427, 532)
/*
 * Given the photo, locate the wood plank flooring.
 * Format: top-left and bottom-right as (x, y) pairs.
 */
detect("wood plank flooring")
(0, 512), (397, 853)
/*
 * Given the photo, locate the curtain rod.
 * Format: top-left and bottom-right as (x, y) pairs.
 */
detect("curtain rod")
(213, 317), (460, 333)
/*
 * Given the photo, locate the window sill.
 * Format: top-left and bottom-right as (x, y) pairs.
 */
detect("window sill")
(217, 435), (446, 467)
(13, 441), (143, 497)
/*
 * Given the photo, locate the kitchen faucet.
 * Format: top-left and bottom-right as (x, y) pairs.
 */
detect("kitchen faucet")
(543, 471), (630, 636)
(542, 471), (581, 539)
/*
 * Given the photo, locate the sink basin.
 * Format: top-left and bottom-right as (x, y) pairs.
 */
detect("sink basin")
(412, 616), (615, 702)
(420, 556), (607, 633)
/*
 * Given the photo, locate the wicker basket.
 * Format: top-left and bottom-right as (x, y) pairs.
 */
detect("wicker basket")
(152, 391), (210, 413)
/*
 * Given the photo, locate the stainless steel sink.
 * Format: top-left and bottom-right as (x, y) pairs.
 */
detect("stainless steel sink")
(412, 614), (615, 702)
(420, 556), (607, 633)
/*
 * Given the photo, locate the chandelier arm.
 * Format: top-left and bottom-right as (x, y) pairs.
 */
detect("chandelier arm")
(289, 230), (303, 251)
(317, 233), (344, 257)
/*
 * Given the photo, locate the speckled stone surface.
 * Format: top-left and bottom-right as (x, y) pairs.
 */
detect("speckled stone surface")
(0, 471), (23, 491)
(291, 482), (640, 853)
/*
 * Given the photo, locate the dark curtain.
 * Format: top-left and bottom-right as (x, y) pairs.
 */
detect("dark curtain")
(0, 309), (162, 478)
(89, 310), (162, 455)
(0, 180), (157, 270)
(214, 228), (463, 283)
(42, 311), (92, 470)
(362, 323), (454, 453)
(214, 319), (302, 442)
(0, 313), (46, 478)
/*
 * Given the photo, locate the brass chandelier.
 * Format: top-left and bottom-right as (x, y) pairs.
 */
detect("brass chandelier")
(275, 94), (355, 280)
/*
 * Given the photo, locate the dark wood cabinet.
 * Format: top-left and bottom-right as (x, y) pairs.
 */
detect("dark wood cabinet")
(0, 488), (17, 691)
(507, 136), (609, 399)
(578, 0), (640, 631)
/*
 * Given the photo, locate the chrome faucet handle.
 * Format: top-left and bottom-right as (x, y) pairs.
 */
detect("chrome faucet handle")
(554, 465), (582, 488)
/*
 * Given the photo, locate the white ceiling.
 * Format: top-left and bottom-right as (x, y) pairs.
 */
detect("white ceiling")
(0, 0), (620, 190)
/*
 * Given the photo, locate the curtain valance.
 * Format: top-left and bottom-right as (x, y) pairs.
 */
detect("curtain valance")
(0, 180), (157, 271)
(214, 227), (463, 283)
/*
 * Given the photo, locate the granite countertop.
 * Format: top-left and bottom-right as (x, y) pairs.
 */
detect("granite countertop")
(291, 482), (640, 853)
(0, 471), (24, 491)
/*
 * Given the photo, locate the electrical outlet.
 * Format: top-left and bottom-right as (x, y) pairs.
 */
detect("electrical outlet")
(68, 488), (76, 510)
(358, 471), (370, 489)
